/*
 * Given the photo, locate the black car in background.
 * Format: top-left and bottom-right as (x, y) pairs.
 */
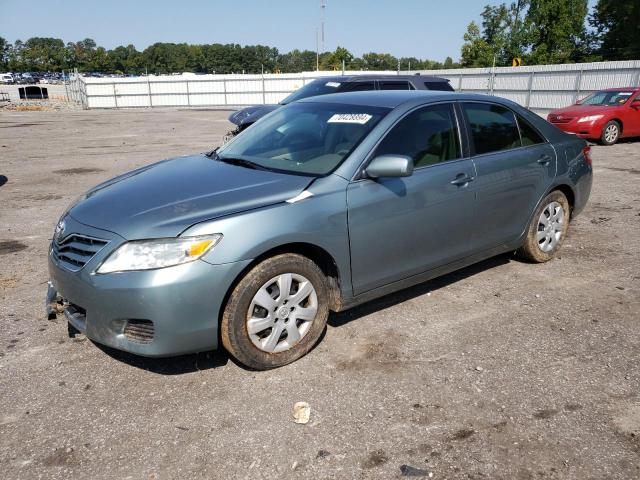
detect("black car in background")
(227, 74), (454, 135)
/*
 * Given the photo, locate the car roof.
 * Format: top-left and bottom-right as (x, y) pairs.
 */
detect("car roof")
(298, 90), (510, 109)
(318, 74), (450, 83)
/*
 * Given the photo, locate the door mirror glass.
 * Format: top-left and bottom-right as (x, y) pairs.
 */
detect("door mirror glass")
(366, 155), (414, 178)
(632, 98), (640, 109)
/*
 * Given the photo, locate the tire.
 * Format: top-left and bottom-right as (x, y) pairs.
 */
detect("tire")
(221, 254), (329, 370)
(517, 191), (570, 263)
(600, 120), (620, 146)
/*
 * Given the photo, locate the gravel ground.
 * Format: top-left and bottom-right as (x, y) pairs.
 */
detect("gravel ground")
(0, 109), (639, 480)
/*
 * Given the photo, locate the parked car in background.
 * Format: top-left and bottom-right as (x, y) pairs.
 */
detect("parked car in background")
(0, 73), (15, 84)
(227, 74), (454, 136)
(547, 88), (640, 145)
(47, 90), (592, 369)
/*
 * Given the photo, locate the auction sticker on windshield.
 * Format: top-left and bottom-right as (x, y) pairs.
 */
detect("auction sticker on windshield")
(328, 113), (372, 124)
(325, 82), (341, 88)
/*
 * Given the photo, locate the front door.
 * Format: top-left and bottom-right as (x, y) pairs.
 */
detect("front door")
(347, 103), (477, 295)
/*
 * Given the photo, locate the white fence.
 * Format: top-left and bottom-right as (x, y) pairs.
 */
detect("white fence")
(421, 60), (640, 114)
(67, 60), (640, 114)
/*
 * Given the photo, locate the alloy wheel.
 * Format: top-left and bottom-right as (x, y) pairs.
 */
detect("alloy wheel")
(604, 124), (619, 144)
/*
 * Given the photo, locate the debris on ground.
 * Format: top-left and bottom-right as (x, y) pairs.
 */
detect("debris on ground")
(293, 402), (310, 424)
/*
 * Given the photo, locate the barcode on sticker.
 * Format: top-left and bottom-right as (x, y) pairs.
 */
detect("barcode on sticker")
(328, 113), (372, 124)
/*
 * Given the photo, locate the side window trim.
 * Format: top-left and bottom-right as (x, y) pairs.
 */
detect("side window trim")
(352, 101), (465, 181)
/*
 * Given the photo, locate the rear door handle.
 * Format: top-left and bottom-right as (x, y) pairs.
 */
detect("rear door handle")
(537, 154), (552, 165)
(450, 174), (475, 186)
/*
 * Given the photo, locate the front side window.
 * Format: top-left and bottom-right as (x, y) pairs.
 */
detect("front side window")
(463, 103), (521, 155)
(379, 81), (413, 90)
(343, 81), (375, 92)
(374, 103), (461, 168)
(218, 102), (389, 176)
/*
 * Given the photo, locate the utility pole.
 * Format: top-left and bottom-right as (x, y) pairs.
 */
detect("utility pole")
(316, 28), (320, 71)
(320, 0), (326, 54)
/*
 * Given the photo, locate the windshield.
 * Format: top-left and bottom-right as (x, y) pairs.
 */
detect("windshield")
(280, 78), (343, 105)
(217, 102), (389, 176)
(581, 90), (634, 106)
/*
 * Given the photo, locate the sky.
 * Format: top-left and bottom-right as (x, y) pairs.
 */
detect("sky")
(0, 0), (598, 62)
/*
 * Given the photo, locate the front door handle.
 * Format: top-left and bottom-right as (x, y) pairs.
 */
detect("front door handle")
(450, 173), (475, 186)
(537, 154), (552, 165)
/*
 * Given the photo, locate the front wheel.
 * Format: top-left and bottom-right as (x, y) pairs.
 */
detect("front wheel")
(600, 120), (620, 146)
(517, 191), (570, 263)
(221, 254), (329, 370)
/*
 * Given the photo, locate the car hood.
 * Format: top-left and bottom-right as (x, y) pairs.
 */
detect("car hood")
(548, 104), (616, 118)
(68, 154), (314, 239)
(228, 104), (280, 127)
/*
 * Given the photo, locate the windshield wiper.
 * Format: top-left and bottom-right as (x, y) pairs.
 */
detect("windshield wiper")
(215, 155), (267, 171)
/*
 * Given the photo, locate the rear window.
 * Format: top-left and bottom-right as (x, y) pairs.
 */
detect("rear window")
(424, 81), (453, 91)
(463, 103), (521, 155)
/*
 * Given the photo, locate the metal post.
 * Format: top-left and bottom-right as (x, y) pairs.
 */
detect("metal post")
(113, 82), (118, 108)
(186, 80), (191, 107)
(223, 78), (227, 105)
(62, 70), (69, 102)
(459, 74), (463, 92)
(573, 68), (583, 104)
(262, 73), (266, 105)
(147, 75), (152, 107)
(525, 71), (534, 108)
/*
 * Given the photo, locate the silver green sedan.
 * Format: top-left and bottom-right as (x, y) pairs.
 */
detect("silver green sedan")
(47, 90), (592, 369)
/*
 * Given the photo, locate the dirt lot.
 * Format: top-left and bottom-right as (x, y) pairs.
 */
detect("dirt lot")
(0, 109), (638, 480)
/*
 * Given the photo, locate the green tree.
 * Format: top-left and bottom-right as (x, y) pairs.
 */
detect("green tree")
(460, 21), (495, 67)
(526, 0), (588, 64)
(0, 37), (8, 70)
(590, 0), (640, 60)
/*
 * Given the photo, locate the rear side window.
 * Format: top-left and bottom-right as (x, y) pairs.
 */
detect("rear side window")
(463, 103), (521, 155)
(424, 81), (453, 91)
(379, 81), (414, 90)
(516, 113), (545, 146)
(374, 103), (461, 168)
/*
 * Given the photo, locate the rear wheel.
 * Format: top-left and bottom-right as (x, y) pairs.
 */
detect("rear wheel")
(600, 120), (620, 146)
(221, 254), (329, 370)
(517, 191), (570, 263)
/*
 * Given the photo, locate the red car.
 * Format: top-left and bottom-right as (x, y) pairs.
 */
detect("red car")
(547, 88), (640, 145)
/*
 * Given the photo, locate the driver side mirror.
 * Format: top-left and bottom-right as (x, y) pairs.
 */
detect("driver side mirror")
(366, 155), (414, 178)
(632, 99), (640, 109)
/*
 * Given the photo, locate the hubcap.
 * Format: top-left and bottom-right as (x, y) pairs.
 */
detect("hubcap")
(605, 124), (618, 143)
(537, 201), (564, 253)
(246, 273), (318, 353)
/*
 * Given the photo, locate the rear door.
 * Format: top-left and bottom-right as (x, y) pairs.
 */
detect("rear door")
(347, 102), (477, 295)
(461, 102), (556, 251)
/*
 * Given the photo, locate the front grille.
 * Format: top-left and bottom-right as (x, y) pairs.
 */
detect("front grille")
(123, 320), (155, 344)
(52, 234), (108, 272)
(549, 115), (573, 124)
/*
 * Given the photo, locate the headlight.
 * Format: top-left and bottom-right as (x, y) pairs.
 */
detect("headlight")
(577, 115), (604, 123)
(96, 234), (222, 274)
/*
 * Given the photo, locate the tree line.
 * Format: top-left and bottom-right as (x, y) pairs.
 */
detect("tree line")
(461, 0), (639, 67)
(0, 38), (458, 75)
(0, 0), (637, 74)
